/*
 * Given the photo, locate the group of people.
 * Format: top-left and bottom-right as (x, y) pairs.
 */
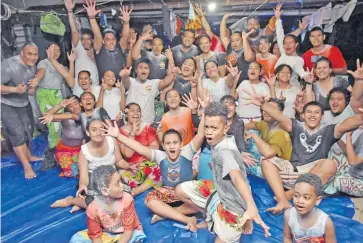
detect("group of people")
(1, 0), (363, 242)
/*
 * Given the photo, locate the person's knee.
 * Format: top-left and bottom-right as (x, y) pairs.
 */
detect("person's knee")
(175, 184), (187, 201)
(320, 159), (337, 174)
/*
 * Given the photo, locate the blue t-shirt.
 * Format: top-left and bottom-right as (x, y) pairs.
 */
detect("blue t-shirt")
(152, 142), (196, 187)
(197, 147), (213, 180)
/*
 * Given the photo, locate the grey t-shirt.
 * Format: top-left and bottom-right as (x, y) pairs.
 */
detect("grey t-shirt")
(227, 115), (246, 152)
(171, 45), (200, 67)
(198, 52), (227, 74)
(227, 47), (252, 86)
(321, 104), (355, 126)
(173, 75), (192, 98)
(313, 76), (350, 110)
(95, 45), (126, 79)
(1, 55), (36, 107)
(348, 131), (363, 179)
(80, 107), (110, 134)
(141, 51), (168, 80)
(37, 59), (67, 90)
(291, 119), (338, 167)
(211, 136), (248, 214)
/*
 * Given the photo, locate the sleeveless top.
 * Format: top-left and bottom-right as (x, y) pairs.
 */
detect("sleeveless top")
(81, 136), (116, 173)
(288, 207), (328, 242)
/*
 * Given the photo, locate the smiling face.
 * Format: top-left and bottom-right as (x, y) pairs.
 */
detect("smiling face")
(329, 92), (347, 115)
(162, 133), (182, 162)
(81, 92), (96, 111)
(309, 30), (325, 48)
(136, 62), (150, 81)
(277, 66), (292, 84)
(152, 38), (164, 55)
(87, 120), (105, 143)
(315, 60), (331, 80)
(127, 104), (141, 124)
(181, 59), (196, 77)
(247, 18), (260, 37)
(248, 62), (262, 80)
(302, 105), (323, 130)
(81, 33), (93, 50)
(205, 61), (219, 79)
(283, 36), (297, 55)
(293, 182), (322, 215)
(272, 42), (281, 57)
(182, 31), (195, 48)
(258, 39), (270, 54)
(199, 36), (212, 53)
(49, 43), (61, 60)
(78, 71), (91, 90)
(231, 33), (243, 51)
(102, 71), (116, 87)
(204, 116), (229, 146)
(166, 90), (181, 110)
(67, 99), (82, 114)
(103, 32), (117, 51)
(21, 45), (39, 67)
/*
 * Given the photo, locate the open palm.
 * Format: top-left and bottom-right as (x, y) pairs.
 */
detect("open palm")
(347, 59), (363, 80)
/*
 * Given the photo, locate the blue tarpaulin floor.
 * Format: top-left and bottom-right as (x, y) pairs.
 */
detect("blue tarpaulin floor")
(2, 134), (363, 243)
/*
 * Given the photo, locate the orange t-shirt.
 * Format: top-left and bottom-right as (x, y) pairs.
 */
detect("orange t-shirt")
(86, 193), (142, 240)
(160, 107), (194, 146)
(256, 54), (279, 77)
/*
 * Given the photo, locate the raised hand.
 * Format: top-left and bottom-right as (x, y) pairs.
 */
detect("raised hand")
(115, 80), (125, 93)
(39, 113), (54, 125)
(140, 29), (153, 41)
(222, 13), (233, 20)
(182, 93), (198, 110)
(190, 71), (202, 88)
(170, 66), (181, 75)
(119, 66), (132, 78)
(67, 49), (76, 62)
(303, 67), (315, 84)
(299, 16), (309, 30)
(101, 120), (120, 138)
(264, 72), (276, 87)
(16, 83), (27, 94)
(347, 59), (363, 80)
(274, 4), (283, 19)
(64, 0), (76, 10)
(83, 0), (101, 19)
(194, 3), (205, 17)
(100, 80), (108, 90)
(226, 61), (240, 78)
(242, 29), (256, 40)
(164, 47), (173, 60)
(198, 89), (212, 108)
(241, 85), (266, 106)
(60, 97), (77, 108)
(119, 5), (132, 23)
(241, 206), (271, 237)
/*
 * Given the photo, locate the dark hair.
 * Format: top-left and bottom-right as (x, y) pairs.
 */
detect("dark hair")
(22, 42), (37, 50)
(220, 95), (237, 104)
(46, 42), (60, 50)
(183, 57), (197, 68)
(80, 28), (94, 39)
(327, 87), (351, 106)
(270, 41), (278, 53)
(86, 117), (103, 131)
(275, 64), (293, 76)
(102, 29), (116, 38)
(153, 36), (164, 45)
(184, 29), (196, 36)
(283, 34), (298, 44)
(92, 165), (117, 195)
(295, 173), (323, 197)
(162, 129), (182, 144)
(267, 98), (285, 111)
(310, 26), (325, 36)
(198, 34), (212, 43)
(204, 102), (229, 124)
(63, 95), (81, 114)
(231, 31), (242, 36)
(80, 92), (96, 104)
(259, 36), (271, 44)
(78, 70), (91, 79)
(315, 56), (332, 69)
(247, 16), (259, 24)
(249, 61), (262, 70)
(303, 101), (324, 114)
(136, 58), (151, 68)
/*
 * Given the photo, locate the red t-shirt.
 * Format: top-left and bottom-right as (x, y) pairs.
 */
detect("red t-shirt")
(302, 45), (347, 71)
(119, 125), (157, 164)
(211, 35), (226, 53)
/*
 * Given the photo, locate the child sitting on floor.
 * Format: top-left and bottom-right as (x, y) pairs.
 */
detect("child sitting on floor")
(70, 165), (146, 243)
(284, 173), (336, 243)
(102, 116), (205, 232)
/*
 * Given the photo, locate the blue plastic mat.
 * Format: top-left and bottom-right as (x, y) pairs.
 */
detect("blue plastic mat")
(2, 134), (363, 243)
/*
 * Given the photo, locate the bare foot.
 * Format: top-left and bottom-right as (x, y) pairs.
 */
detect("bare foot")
(69, 205), (81, 213)
(50, 196), (73, 208)
(151, 214), (165, 224)
(24, 165), (37, 179)
(29, 155), (44, 162)
(186, 216), (198, 232)
(267, 200), (292, 215)
(196, 220), (208, 229)
(243, 219), (253, 234)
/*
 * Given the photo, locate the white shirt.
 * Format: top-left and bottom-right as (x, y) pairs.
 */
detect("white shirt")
(126, 78), (160, 123)
(236, 80), (270, 122)
(72, 82), (100, 100)
(202, 77), (230, 103)
(275, 84), (301, 118)
(74, 40), (99, 86)
(93, 86), (121, 120)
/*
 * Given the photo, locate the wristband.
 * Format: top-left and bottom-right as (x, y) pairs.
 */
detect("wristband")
(67, 10), (73, 13)
(89, 16), (95, 19)
(305, 82), (312, 85)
